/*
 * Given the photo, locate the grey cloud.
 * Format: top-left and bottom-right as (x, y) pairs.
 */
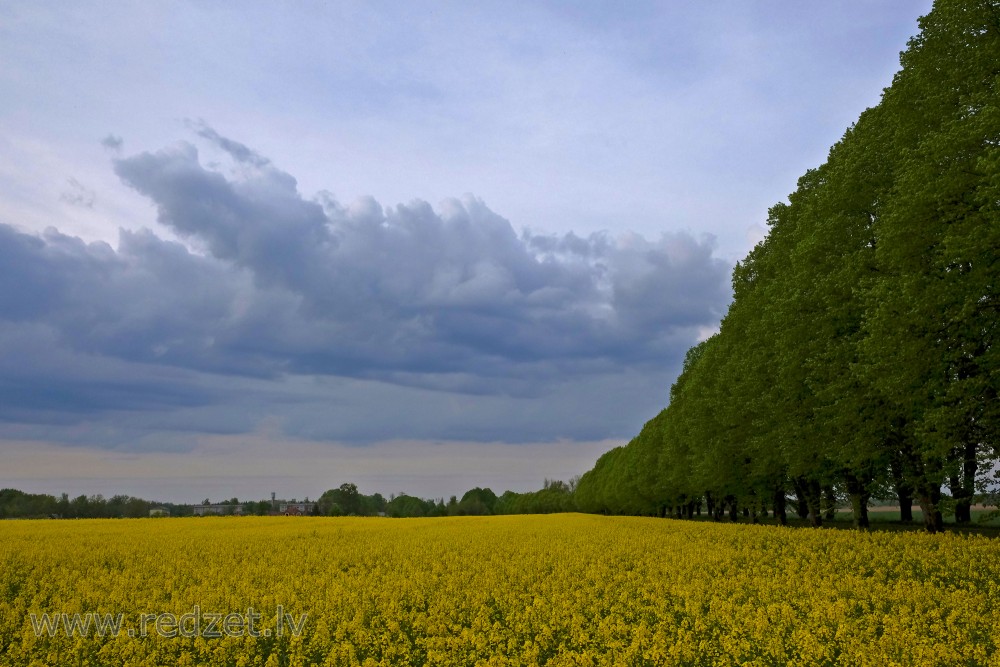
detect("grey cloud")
(113, 142), (327, 293)
(0, 322), (216, 426)
(101, 134), (123, 152)
(0, 221), (285, 379)
(0, 128), (732, 443)
(185, 119), (272, 169)
(112, 129), (731, 382)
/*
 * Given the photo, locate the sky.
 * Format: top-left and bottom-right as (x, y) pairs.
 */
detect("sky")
(0, 1), (934, 504)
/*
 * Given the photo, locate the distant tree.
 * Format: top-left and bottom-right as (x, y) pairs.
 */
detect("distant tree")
(386, 494), (435, 518)
(242, 500), (269, 516)
(0, 489), (59, 518)
(124, 497), (150, 518)
(319, 483), (362, 516)
(360, 492), (387, 516)
(457, 487), (498, 515)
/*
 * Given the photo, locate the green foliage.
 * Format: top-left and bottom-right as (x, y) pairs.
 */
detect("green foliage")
(494, 481), (576, 515)
(0, 489), (185, 519)
(318, 483), (387, 517)
(385, 494), (444, 518)
(454, 487), (498, 515)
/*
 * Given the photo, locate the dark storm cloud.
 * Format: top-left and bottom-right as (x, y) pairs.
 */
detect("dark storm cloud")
(0, 128), (731, 440)
(111, 129), (731, 376)
(0, 220), (299, 380)
(0, 322), (215, 425)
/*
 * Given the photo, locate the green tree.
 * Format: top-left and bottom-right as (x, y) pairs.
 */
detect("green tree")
(319, 483), (362, 516)
(862, 0), (1000, 531)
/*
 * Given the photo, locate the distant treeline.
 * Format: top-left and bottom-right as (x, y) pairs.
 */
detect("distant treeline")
(377, 480), (576, 518)
(573, 0), (999, 533)
(0, 480), (577, 520)
(309, 480), (577, 518)
(0, 488), (189, 519)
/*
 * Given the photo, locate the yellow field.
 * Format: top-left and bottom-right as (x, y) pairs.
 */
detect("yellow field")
(1, 515), (999, 666)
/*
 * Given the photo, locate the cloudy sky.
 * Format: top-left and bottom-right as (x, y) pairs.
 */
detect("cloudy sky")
(0, 2), (932, 503)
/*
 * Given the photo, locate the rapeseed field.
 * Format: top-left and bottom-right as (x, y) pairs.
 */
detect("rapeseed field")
(2, 515), (998, 666)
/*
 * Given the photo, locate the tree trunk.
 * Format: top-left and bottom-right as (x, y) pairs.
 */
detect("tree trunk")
(899, 496), (914, 523)
(950, 472), (970, 524)
(918, 484), (944, 533)
(962, 440), (977, 520)
(897, 434), (943, 531)
(807, 479), (823, 528)
(823, 485), (837, 521)
(954, 500), (971, 524)
(851, 494), (870, 529)
(772, 486), (787, 526)
(792, 478), (810, 520)
(952, 440), (978, 524)
(845, 472), (870, 530)
(889, 450), (914, 523)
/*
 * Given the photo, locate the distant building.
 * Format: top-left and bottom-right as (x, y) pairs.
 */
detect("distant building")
(149, 508), (170, 517)
(277, 501), (315, 515)
(192, 504), (243, 516)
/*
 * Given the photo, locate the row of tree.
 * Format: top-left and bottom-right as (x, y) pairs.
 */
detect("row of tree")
(318, 481), (576, 518)
(0, 488), (181, 519)
(0, 482), (580, 521)
(574, 0), (999, 532)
